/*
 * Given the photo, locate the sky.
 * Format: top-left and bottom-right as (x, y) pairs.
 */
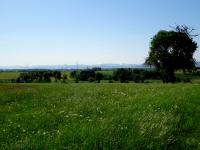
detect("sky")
(0, 0), (200, 66)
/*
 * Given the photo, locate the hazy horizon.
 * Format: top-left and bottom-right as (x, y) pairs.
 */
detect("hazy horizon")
(0, 0), (200, 66)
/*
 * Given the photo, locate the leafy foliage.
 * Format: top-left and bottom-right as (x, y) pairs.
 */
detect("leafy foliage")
(112, 68), (157, 83)
(146, 25), (198, 83)
(16, 71), (62, 83)
(79, 69), (95, 81)
(95, 72), (103, 83)
(62, 74), (68, 83)
(70, 69), (103, 82)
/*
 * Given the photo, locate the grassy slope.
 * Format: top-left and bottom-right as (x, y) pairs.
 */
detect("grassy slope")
(0, 83), (200, 149)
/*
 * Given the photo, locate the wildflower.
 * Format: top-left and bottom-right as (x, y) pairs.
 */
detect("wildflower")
(57, 130), (60, 134)
(59, 110), (65, 114)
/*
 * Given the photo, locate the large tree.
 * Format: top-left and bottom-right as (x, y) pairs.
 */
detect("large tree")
(146, 25), (198, 83)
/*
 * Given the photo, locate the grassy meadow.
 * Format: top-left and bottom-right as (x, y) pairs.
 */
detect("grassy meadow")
(0, 72), (20, 80)
(1, 83), (200, 149)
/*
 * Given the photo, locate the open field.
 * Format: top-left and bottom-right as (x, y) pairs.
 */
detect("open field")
(1, 83), (200, 149)
(0, 72), (20, 80)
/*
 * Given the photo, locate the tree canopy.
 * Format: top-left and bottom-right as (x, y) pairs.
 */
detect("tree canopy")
(146, 25), (198, 83)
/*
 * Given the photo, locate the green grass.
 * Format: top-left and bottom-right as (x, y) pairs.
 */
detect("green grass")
(1, 83), (200, 149)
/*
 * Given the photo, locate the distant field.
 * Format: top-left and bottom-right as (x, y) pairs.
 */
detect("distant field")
(97, 70), (113, 75)
(1, 83), (200, 149)
(0, 72), (20, 80)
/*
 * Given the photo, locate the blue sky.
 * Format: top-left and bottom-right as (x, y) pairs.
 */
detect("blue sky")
(0, 0), (199, 66)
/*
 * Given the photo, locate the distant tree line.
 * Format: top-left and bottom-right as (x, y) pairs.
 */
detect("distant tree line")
(112, 68), (159, 83)
(70, 69), (98, 83)
(70, 68), (160, 83)
(16, 71), (65, 83)
(2, 67), (199, 84)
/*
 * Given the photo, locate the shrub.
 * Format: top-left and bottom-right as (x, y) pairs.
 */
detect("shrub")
(108, 80), (113, 83)
(182, 78), (191, 83)
(62, 74), (68, 83)
(79, 69), (95, 81)
(133, 74), (141, 83)
(113, 68), (149, 83)
(176, 77), (181, 83)
(113, 68), (133, 82)
(95, 72), (103, 83)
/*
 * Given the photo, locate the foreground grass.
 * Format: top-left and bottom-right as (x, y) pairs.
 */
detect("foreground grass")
(0, 83), (200, 149)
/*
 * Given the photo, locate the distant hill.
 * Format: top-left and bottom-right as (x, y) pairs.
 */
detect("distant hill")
(0, 64), (150, 70)
(0, 62), (199, 70)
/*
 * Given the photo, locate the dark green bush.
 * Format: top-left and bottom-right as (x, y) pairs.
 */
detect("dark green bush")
(112, 68), (154, 83)
(79, 70), (95, 81)
(182, 78), (191, 83)
(108, 80), (113, 83)
(16, 71), (61, 83)
(95, 72), (103, 83)
(176, 77), (181, 83)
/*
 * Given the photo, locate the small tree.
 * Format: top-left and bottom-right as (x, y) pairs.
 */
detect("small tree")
(53, 71), (61, 82)
(70, 70), (80, 83)
(70, 70), (77, 78)
(95, 72), (103, 83)
(43, 72), (51, 82)
(79, 69), (95, 81)
(62, 74), (68, 83)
